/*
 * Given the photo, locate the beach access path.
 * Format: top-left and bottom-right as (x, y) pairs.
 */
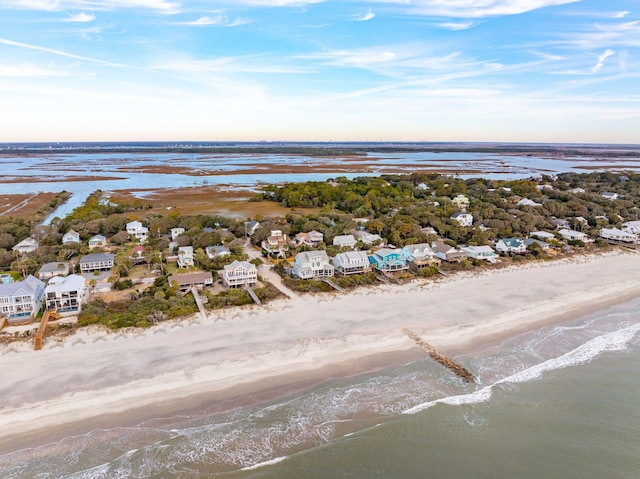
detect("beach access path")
(1, 251), (640, 452)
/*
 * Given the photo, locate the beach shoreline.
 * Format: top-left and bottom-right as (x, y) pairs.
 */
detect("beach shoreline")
(1, 251), (640, 455)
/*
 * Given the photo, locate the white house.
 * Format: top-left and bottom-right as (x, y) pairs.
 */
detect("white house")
(88, 235), (107, 248)
(558, 229), (589, 242)
(495, 238), (527, 254)
(461, 245), (498, 262)
(37, 262), (70, 280)
(62, 229), (80, 245)
(295, 230), (324, 248)
(431, 241), (467, 262)
(44, 274), (86, 314)
(622, 221), (640, 235)
(205, 245), (231, 259)
(600, 228), (638, 243)
(451, 212), (473, 227)
(401, 243), (439, 268)
(80, 253), (115, 272)
(333, 251), (371, 275)
(222, 260), (258, 288)
(517, 198), (542, 207)
(530, 231), (555, 241)
(524, 238), (550, 250)
(569, 187), (585, 194)
(245, 220), (260, 236)
(126, 221), (149, 242)
(353, 230), (383, 245)
(602, 192), (620, 201)
(0, 275), (45, 321)
(12, 237), (39, 254)
(333, 234), (358, 249)
(171, 228), (185, 242)
(292, 250), (334, 279)
(177, 246), (194, 268)
(552, 218), (571, 230)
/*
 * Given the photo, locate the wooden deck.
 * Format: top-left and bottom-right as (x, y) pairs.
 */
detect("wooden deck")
(34, 310), (61, 351)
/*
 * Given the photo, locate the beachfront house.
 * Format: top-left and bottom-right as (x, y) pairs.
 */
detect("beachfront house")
(37, 262), (70, 280)
(621, 221), (640, 235)
(177, 246), (195, 268)
(126, 221), (149, 242)
(80, 253), (115, 273)
(0, 275), (45, 321)
(530, 231), (555, 241)
(368, 248), (409, 273)
(171, 228), (185, 242)
(431, 240), (466, 263)
(353, 230), (384, 246)
(62, 229), (80, 245)
(291, 250), (335, 279)
(461, 245), (499, 262)
(12, 237), (39, 255)
(44, 274), (86, 314)
(205, 245), (231, 259)
(221, 260), (258, 288)
(169, 272), (214, 292)
(333, 251), (371, 275)
(295, 230), (324, 248)
(88, 235), (107, 248)
(495, 238), (527, 254)
(261, 230), (289, 258)
(450, 212), (473, 227)
(524, 238), (550, 250)
(600, 228), (638, 243)
(333, 234), (358, 249)
(452, 194), (470, 209)
(401, 243), (440, 268)
(558, 229), (589, 242)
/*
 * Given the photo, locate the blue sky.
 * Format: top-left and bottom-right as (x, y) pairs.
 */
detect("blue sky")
(0, 0), (638, 143)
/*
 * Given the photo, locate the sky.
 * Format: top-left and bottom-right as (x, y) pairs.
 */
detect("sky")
(0, 0), (638, 144)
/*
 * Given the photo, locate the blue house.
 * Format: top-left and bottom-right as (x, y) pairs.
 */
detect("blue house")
(368, 248), (409, 273)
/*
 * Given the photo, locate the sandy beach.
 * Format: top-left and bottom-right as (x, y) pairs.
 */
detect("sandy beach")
(1, 251), (640, 453)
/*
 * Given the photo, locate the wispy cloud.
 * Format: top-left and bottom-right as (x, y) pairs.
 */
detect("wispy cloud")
(592, 48), (615, 73)
(0, 37), (127, 67)
(63, 12), (95, 22)
(152, 54), (311, 74)
(1, 0), (181, 14)
(374, 0), (580, 18)
(353, 9), (374, 21)
(179, 15), (252, 27)
(437, 21), (476, 30)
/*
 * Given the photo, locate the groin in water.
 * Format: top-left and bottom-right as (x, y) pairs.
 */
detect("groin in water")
(404, 329), (475, 383)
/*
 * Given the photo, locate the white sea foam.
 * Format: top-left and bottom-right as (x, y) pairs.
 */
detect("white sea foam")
(403, 323), (640, 415)
(240, 455), (289, 470)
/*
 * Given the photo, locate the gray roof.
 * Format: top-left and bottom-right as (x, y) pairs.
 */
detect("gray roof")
(38, 262), (70, 274)
(0, 275), (44, 297)
(80, 253), (115, 264)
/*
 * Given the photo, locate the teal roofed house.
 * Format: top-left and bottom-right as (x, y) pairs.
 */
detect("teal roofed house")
(495, 237), (527, 254)
(369, 248), (409, 273)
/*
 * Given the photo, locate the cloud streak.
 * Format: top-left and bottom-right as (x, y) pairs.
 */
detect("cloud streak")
(592, 48), (615, 73)
(375, 0), (581, 18)
(353, 9), (374, 21)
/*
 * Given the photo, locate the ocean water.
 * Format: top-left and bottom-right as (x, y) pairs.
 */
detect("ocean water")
(1, 300), (639, 478)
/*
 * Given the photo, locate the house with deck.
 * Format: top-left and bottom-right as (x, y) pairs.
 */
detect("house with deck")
(169, 272), (214, 291)
(431, 241), (467, 262)
(80, 253), (115, 272)
(461, 245), (498, 262)
(401, 243), (440, 268)
(622, 221), (640, 235)
(368, 248), (409, 273)
(222, 260), (258, 288)
(37, 262), (70, 280)
(600, 228), (638, 243)
(44, 274), (86, 314)
(88, 235), (107, 248)
(261, 230), (289, 258)
(126, 221), (149, 242)
(12, 237), (39, 255)
(295, 230), (324, 248)
(177, 246), (195, 268)
(62, 229), (80, 245)
(292, 250), (335, 279)
(558, 229), (589, 242)
(0, 275), (45, 321)
(333, 251), (371, 275)
(495, 238), (527, 254)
